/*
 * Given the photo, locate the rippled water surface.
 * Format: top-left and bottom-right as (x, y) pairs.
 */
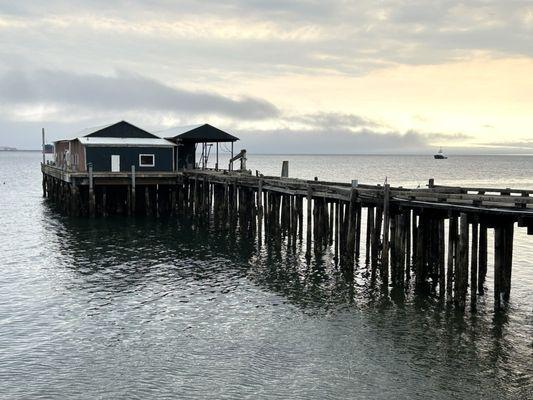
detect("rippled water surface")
(0, 152), (532, 399)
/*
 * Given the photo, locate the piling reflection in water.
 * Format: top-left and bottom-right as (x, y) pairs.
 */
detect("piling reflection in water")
(3, 152), (531, 399)
(42, 205), (531, 396)
(44, 197), (518, 317)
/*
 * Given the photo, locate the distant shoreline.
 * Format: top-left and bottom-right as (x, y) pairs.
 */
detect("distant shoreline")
(1, 149), (531, 156)
(0, 149), (41, 152)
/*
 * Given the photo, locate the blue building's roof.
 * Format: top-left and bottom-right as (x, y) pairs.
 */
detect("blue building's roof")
(80, 121), (159, 139)
(77, 137), (175, 147)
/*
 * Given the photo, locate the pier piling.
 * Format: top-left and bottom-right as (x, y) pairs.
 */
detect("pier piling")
(41, 163), (532, 313)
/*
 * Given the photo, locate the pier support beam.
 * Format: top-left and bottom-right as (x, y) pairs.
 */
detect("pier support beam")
(470, 220), (479, 311)
(281, 161), (289, 178)
(365, 206), (374, 265)
(446, 215), (457, 304)
(455, 213), (469, 311)
(145, 187), (152, 217)
(494, 225), (503, 310)
(371, 206), (383, 281)
(438, 218), (445, 299)
(42, 173), (47, 197)
(396, 211), (406, 287)
(503, 223), (514, 302)
(355, 202), (362, 259)
(70, 184), (80, 217)
(493, 221), (514, 311)
(306, 187), (312, 258)
(131, 165), (136, 216)
(405, 210), (411, 282)
(88, 165), (95, 217)
(415, 212), (426, 291)
(381, 184), (390, 284)
(478, 223), (488, 295)
(345, 189), (357, 269)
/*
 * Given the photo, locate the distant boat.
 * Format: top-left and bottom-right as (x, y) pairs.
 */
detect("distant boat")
(434, 148), (447, 159)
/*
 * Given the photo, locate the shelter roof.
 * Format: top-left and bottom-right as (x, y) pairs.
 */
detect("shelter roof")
(163, 123), (239, 143)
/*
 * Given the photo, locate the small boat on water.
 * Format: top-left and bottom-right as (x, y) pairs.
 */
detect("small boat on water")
(434, 148), (447, 159)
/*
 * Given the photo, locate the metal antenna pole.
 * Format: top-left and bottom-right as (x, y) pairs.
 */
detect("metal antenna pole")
(41, 128), (46, 164)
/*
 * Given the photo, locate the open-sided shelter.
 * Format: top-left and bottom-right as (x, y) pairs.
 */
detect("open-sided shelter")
(164, 124), (239, 170)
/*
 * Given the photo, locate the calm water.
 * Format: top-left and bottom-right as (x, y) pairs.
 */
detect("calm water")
(0, 152), (532, 399)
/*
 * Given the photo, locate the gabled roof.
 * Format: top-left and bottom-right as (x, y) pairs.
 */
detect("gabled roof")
(156, 124), (203, 137)
(163, 123), (239, 143)
(81, 121), (158, 139)
(77, 137), (175, 147)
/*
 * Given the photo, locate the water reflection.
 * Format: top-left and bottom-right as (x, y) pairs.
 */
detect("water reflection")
(13, 202), (527, 399)
(1, 152), (532, 399)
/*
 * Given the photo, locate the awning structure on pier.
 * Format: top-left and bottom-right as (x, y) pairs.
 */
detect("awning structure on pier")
(162, 124), (239, 170)
(167, 124), (239, 143)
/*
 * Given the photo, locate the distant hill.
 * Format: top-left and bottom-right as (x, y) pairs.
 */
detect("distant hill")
(0, 146), (52, 152)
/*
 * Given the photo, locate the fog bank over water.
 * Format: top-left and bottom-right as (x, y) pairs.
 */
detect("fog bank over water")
(1, 117), (532, 155)
(0, 119), (429, 153)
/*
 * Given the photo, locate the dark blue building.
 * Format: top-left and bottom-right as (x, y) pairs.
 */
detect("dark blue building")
(54, 121), (176, 172)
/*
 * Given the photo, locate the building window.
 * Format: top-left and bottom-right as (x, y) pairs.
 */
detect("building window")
(139, 154), (155, 167)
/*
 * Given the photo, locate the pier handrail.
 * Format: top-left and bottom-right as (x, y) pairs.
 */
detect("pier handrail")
(181, 170), (533, 216)
(430, 184), (533, 196)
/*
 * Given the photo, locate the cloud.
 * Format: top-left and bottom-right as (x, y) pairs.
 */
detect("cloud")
(0, 109), (528, 155)
(231, 113), (478, 153)
(427, 132), (472, 141)
(235, 127), (429, 154)
(0, 1), (532, 153)
(0, 69), (279, 120)
(480, 140), (533, 149)
(293, 112), (382, 130)
(1, 1), (532, 78)
(231, 126), (533, 154)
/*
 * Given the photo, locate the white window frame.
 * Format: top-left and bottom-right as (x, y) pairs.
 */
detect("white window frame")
(139, 153), (155, 167)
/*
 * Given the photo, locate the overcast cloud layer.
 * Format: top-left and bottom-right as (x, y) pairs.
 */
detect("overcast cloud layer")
(0, 0), (532, 153)
(0, 69), (279, 119)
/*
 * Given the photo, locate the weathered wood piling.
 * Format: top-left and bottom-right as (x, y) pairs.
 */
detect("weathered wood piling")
(42, 163), (533, 313)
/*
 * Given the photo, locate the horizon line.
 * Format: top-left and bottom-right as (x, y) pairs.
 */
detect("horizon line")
(3, 149), (533, 157)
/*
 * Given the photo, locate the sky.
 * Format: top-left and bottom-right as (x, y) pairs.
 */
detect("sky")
(0, 0), (532, 154)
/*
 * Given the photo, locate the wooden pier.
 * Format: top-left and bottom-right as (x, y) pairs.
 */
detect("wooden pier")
(41, 163), (533, 312)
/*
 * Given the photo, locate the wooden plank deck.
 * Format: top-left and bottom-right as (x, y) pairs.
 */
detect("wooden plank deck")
(42, 163), (533, 218)
(42, 164), (181, 185)
(182, 169), (533, 218)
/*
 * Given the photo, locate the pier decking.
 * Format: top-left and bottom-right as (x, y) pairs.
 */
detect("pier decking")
(42, 163), (533, 312)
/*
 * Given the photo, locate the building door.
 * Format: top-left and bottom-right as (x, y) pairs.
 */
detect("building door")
(111, 155), (120, 172)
